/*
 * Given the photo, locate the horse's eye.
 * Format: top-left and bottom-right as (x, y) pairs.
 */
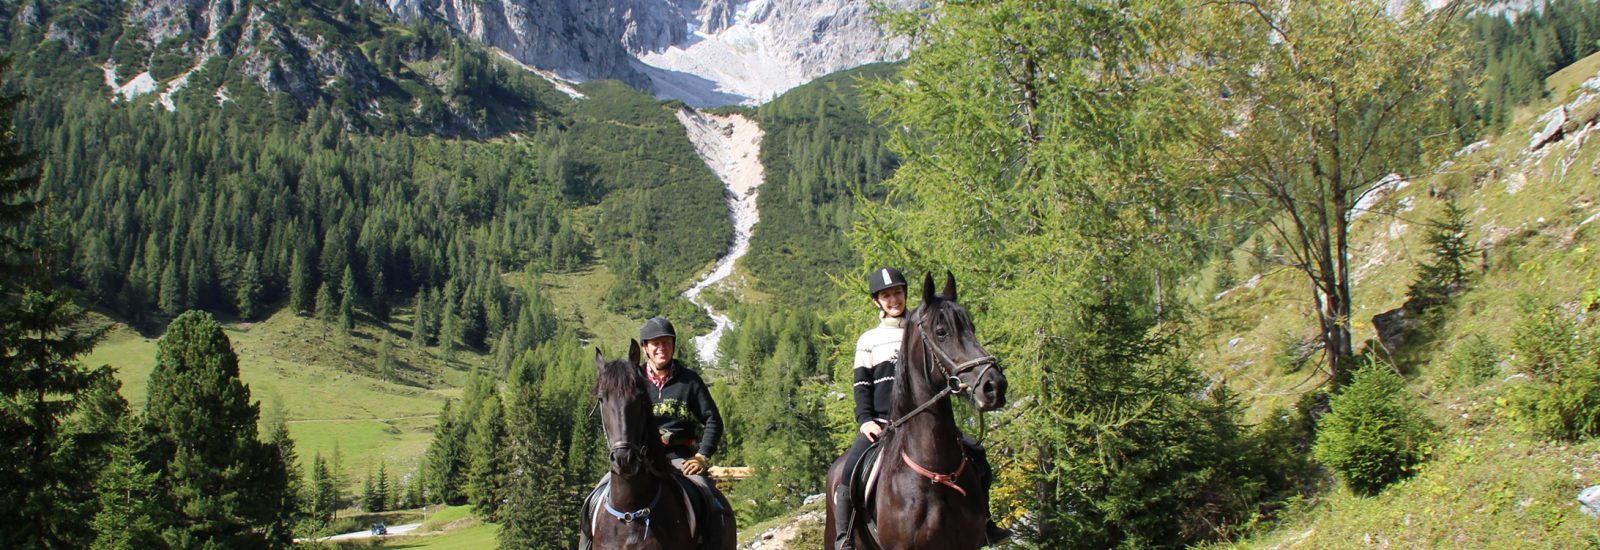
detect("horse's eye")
(936, 327), (949, 339)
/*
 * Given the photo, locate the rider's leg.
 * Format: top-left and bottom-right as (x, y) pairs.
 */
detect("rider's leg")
(834, 434), (872, 550)
(577, 474), (610, 550)
(962, 436), (1012, 546)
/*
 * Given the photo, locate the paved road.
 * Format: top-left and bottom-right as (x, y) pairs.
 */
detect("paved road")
(312, 522), (422, 542)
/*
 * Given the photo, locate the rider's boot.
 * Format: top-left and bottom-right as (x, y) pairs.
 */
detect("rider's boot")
(833, 483), (857, 550)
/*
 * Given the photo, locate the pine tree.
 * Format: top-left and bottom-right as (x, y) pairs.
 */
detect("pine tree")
(497, 381), (572, 549)
(465, 394), (507, 519)
(0, 56), (110, 548)
(423, 401), (466, 504)
(90, 423), (167, 550)
(289, 251), (314, 316)
(235, 252), (263, 320)
(338, 265), (356, 333)
(375, 462), (391, 513)
(143, 311), (285, 547)
(309, 453), (338, 523)
(314, 282), (335, 339)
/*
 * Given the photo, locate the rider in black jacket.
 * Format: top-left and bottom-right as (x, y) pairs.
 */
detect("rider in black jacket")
(638, 316), (723, 478)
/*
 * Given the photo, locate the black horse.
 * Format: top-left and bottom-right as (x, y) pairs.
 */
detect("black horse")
(825, 273), (1009, 550)
(584, 342), (735, 550)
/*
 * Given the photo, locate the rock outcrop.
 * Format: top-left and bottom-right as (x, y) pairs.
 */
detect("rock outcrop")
(383, 0), (921, 106)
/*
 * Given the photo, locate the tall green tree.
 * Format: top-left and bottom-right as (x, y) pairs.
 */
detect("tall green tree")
(1193, 0), (1470, 383)
(465, 393), (508, 519)
(861, 1), (1268, 546)
(143, 311), (289, 548)
(0, 55), (109, 548)
(497, 378), (572, 549)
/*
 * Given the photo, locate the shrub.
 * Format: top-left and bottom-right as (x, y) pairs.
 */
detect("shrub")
(1511, 359), (1600, 441)
(1272, 327), (1317, 374)
(1510, 302), (1588, 380)
(1313, 361), (1434, 495)
(1446, 333), (1500, 387)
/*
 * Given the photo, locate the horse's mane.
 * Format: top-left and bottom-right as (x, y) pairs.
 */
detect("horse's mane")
(595, 357), (672, 473)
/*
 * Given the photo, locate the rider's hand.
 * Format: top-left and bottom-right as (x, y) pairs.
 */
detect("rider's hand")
(860, 421), (884, 442)
(681, 453), (710, 476)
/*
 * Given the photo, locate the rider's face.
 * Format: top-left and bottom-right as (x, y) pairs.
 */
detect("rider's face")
(874, 286), (906, 318)
(642, 336), (675, 370)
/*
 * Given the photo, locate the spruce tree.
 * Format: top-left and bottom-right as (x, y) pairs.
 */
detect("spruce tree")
(465, 394), (507, 519)
(314, 282), (335, 339)
(0, 55), (109, 548)
(309, 453), (338, 523)
(375, 462), (391, 513)
(289, 252), (314, 316)
(338, 265), (356, 333)
(362, 466), (377, 512)
(143, 311), (285, 547)
(90, 423), (167, 550)
(497, 380), (572, 549)
(423, 400), (466, 504)
(236, 252), (262, 320)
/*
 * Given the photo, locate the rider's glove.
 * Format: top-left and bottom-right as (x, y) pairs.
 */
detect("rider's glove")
(682, 453), (710, 476)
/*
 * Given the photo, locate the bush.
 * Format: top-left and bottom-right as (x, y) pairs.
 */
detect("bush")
(1313, 361), (1434, 495)
(1446, 333), (1500, 387)
(1510, 302), (1588, 380)
(1511, 359), (1600, 441)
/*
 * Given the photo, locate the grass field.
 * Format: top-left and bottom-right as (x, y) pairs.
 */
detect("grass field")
(83, 307), (483, 488)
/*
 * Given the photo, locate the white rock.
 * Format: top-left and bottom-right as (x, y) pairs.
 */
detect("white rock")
(1529, 107), (1566, 151)
(1578, 485), (1600, 518)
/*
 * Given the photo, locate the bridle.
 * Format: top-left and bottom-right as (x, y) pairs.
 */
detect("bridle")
(887, 311), (999, 432)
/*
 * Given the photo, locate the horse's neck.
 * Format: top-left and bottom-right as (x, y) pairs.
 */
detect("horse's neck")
(890, 359), (965, 469)
(610, 468), (664, 509)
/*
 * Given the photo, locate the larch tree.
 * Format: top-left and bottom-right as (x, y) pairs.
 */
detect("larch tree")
(859, 1), (1268, 546)
(1191, 0), (1470, 384)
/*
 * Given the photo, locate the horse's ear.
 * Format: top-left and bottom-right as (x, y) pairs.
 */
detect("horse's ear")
(629, 339), (642, 365)
(943, 271), (958, 303)
(922, 272), (936, 306)
(594, 348), (605, 371)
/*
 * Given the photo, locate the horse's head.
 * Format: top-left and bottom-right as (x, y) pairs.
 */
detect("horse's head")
(593, 341), (660, 478)
(907, 272), (1008, 411)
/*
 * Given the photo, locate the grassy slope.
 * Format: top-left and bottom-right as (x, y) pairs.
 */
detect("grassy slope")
(1201, 52), (1600, 548)
(86, 307), (484, 489)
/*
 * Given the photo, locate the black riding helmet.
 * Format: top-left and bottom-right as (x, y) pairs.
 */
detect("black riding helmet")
(639, 316), (676, 342)
(867, 267), (908, 298)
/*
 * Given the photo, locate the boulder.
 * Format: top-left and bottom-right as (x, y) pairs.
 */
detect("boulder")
(1579, 485), (1600, 518)
(1529, 107), (1567, 151)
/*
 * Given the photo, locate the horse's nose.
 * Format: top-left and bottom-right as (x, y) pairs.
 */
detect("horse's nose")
(978, 378), (1005, 410)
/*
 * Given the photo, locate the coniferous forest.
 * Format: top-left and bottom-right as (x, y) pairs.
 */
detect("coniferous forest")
(7, 0), (1600, 548)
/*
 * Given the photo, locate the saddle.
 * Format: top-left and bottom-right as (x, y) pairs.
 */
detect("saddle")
(579, 473), (729, 550)
(846, 443), (887, 543)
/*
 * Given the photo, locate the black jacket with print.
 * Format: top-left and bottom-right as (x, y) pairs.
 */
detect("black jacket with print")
(647, 359), (723, 458)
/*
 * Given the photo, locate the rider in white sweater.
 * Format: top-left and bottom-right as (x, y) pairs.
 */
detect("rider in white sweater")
(832, 267), (1010, 550)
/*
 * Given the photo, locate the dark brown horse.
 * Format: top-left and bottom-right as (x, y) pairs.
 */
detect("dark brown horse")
(825, 273), (1009, 550)
(588, 342), (735, 550)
